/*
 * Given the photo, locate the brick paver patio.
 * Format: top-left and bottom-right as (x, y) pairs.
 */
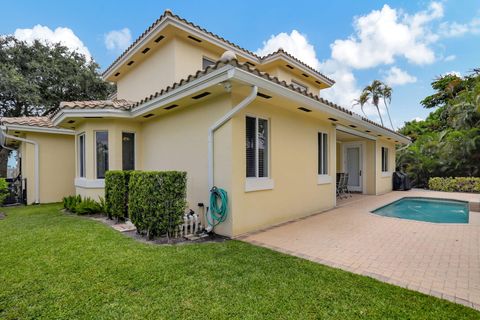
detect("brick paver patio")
(239, 189), (480, 309)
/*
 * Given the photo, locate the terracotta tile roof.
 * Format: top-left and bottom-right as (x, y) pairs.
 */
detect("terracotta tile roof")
(102, 10), (333, 85)
(260, 49), (335, 84)
(129, 59), (408, 140)
(49, 99), (134, 118)
(1, 116), (55, 128)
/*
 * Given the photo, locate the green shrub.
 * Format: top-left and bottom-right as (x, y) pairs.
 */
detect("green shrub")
(0, 178), (9, 205)
(62, 195), (105, 215)
(105, 171), (131, 220)
(428, 177), (480, 193)
(75, 197), (103, 215)
(128, 171), (187, 239)
(62, 195), (82, 213)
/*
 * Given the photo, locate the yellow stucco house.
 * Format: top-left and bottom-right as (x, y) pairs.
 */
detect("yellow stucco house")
(0, 10), (410, 237)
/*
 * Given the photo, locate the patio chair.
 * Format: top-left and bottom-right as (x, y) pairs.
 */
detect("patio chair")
(342, 173), (352, 198)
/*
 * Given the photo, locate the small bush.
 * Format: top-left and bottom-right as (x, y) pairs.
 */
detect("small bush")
(128, 171), (187, 239)
(105, 171), (131, 220)
(75, 197), (103, 215)
(0, 178), (9, 205)
(62, 195), (104, 215)
(429, 177), (480, 193)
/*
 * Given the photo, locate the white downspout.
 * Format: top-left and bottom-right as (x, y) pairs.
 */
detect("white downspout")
(208, 85), (258, 190)
(2, 132), (39, 204)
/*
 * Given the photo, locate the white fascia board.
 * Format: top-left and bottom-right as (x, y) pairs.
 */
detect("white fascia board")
(52, 109), (131, 126)
(232, 68), (410, 144)
(261, 53), (335, 86)
(336, 125), (377, 141)
(130, 65), (235, 117)
(5, 124), (75, 135)
(103, 17), (258, 79)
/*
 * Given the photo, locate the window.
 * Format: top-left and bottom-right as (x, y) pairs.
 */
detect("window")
(318, 132), (328, 175)
(78, 134), (85, 178)
(291, 80), (308, 92)
(246, 116), (269, 178)
(202, 57), (215, 69)
(381, 147), (389, 172)
(95, 131), (109, 179)
(122, 132), (135, 170)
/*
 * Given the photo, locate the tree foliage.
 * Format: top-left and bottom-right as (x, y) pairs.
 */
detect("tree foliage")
(0, 36), (114, 117)
(398, 70), (480, 187)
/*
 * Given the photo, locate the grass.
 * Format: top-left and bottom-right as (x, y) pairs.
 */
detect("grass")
(0, 204), (477, 319)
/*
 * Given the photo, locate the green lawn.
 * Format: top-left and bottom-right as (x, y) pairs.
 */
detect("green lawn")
(0, 204), (477, 319)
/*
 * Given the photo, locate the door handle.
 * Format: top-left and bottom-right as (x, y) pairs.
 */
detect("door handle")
(359, 170), (362, 176)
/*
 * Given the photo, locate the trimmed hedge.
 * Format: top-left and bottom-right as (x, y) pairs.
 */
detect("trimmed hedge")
(128, 171), (187, 239)
(105, 171), (131, 220)
(428, 177), (480, 193)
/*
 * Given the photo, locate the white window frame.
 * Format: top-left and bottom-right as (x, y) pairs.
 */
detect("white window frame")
(381, 146), (391, 177)
(291, 80), (308, 92)
(77, 133), (86, 178)
(245, 114), (274, 192)
(94, 130), (109, 179)
(317, 131), (331, 184)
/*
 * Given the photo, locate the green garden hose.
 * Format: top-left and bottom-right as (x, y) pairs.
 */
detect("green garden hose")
(208, 187), (228, 229)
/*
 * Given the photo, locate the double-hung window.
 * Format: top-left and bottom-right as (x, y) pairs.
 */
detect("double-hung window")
(381, 147), (389, 172)
(202, 57), (215, 69)
(246, 116), (269, 178)
(318, 132), (328, 175)
(95, 131), (109, 179)
(78, 134), (85, 178)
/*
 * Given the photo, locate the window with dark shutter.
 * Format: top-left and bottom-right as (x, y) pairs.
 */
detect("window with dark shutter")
(318, 132), (328, 175)
(122, 132), (135, 170)
(246, 116), (269, 178)
(96, 131), (109, 179)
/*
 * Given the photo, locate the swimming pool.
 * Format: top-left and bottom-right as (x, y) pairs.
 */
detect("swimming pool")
(372, 197), (469, 223)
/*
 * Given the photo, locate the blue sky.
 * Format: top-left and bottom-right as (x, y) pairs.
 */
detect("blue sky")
(1, 0), (479, 128)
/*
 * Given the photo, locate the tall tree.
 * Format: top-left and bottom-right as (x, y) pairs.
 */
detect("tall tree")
(354, 80), (394, 128)
(0, 36), (115, 177)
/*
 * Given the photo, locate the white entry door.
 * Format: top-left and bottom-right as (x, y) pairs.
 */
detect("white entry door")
(343, 143), (363, 192)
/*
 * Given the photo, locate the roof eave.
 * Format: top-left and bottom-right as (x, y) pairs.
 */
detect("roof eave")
(4, 124), (75, 135)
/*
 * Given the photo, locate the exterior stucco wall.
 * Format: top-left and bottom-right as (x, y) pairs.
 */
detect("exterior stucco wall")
(116, 39), (176, 102)
(141, 94), (233, 235)
(21, 132), (75, 204)
(229, 97), (336, 237)
(375, 140), (396, 195)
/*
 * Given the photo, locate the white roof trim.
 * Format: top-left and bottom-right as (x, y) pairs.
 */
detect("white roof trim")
(52, 109), (131, 126)
(5, 124), (75, 135)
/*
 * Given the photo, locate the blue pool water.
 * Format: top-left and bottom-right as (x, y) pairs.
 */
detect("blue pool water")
(372, 197), (469, 223)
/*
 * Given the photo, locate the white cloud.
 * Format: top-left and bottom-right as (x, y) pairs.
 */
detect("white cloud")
(441, 70), (462, 77)
(255, 30), (320, 69)
(330, 2), (443, 69)
(439, 16), (480, 38)
(14, 25), (91, 60)
(383, 66), (417, 86)
(411, 117), (424, 122)
(444, 54), (456, 61)
(104, 28), (131, 52)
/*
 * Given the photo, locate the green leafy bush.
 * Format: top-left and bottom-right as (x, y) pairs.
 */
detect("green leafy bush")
(0, 178), (9, 205)
(62, 195), (104, 214)
(429, 177), (480, 193)
(105, 171), (131, 220)
(75, 197), (103, 215)
(128, 171), (187, 239)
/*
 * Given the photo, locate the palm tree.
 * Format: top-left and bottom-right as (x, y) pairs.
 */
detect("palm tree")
(382, 84), (395, 130)
(353, 80), (394, 128)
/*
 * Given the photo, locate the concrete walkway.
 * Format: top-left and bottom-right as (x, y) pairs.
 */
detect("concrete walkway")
(239, 189), (480, 309)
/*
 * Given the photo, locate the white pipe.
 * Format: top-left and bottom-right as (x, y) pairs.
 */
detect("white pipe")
(208, 85), (258, 190)
(2, 132), (39, 204)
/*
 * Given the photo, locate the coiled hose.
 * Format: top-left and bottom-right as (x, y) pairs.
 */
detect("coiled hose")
(208, 187), (228, 229)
